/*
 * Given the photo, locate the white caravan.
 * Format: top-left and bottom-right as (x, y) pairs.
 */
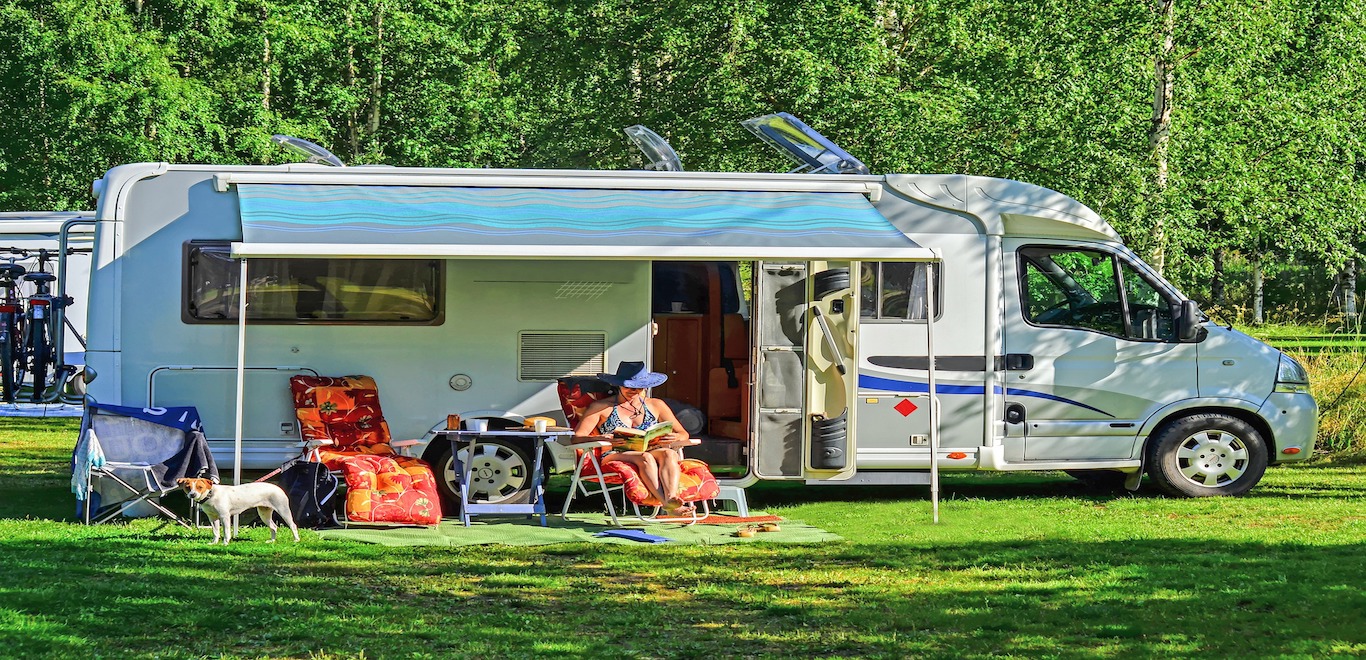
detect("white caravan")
(80, 154), (1316, 506)
(0, 212), (94, 397)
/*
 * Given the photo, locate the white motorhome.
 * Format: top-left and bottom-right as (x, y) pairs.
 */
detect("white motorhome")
(80, 125), (1316, 506)
(0, 212), (93, 402)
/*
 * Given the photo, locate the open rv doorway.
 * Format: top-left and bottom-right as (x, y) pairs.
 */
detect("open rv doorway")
(649, 259), (861, 482)
(650, 261), (752, 478)
(750, 261), (860, 481)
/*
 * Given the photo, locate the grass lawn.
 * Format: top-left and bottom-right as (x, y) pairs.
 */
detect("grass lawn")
(1, 418), (1363, 658)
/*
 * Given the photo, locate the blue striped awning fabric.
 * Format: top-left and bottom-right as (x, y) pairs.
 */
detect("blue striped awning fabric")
(236, 185), (920, 254)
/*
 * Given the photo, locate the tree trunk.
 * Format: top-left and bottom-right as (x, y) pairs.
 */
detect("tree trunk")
(1211, 247), (1226, 306)
(39, 74), (50, 193)
(1253, 259), (1264, 325)
(345, 4), (358, 156)
(261, 4), (271, 113)
(366, 2), (384, 141)
(1148, 0), (1175, 275)
(1340, 258), (1358, 329)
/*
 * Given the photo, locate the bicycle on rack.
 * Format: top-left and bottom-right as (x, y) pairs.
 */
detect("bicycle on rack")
(0, 252), (28, 403)
(24, 247), (85, 403)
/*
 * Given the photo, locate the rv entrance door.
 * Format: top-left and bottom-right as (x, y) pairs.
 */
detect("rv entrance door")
(752, 261), (859, 481)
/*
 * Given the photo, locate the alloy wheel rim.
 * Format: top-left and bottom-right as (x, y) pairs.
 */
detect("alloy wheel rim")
(1175, 429), (1249, 487)
(443, 444), (529, 503)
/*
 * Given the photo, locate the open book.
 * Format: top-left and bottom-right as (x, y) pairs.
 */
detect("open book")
(612, 421), (674, 451)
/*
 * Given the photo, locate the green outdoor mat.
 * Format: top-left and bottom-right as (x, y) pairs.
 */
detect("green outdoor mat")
(315, 513), (841, 547)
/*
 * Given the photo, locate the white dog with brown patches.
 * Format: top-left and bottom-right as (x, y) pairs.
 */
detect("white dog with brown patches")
(176, 478), (299, 545)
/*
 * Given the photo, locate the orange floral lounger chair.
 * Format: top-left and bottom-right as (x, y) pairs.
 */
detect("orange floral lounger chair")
(556, 377), (719, 525)
(289, 375), (441, 526)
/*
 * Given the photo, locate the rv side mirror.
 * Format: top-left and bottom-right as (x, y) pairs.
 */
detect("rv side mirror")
(1176, 300), (1202, 342)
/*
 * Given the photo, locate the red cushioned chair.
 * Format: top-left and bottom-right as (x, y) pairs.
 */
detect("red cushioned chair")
(556, 377), (720, 525)
(289, 375), (441, 526)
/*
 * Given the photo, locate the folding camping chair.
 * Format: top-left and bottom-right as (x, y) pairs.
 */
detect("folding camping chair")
(288, 375), (442, 526)
(72, 401), (217, 527)
(555, 377), (719, 526)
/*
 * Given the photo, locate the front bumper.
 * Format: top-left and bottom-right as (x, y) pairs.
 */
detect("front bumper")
(1259, 391), (1318, 463)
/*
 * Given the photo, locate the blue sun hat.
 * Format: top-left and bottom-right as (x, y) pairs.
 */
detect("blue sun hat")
(598, 361), (668, 389)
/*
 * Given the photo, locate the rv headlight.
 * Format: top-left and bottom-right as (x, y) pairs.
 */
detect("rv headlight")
(1275, 353), (1309, 393)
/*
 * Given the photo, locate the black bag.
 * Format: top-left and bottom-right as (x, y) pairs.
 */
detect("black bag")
(279, 460), (340, 529)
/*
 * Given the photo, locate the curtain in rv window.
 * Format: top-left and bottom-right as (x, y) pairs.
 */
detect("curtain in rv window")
(859, 262), (941, 321)
(184, 243), (442, 324)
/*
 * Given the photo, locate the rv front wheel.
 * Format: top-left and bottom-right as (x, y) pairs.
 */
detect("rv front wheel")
(432, 439), (534, 510)
(1145, 414), (1268, 497)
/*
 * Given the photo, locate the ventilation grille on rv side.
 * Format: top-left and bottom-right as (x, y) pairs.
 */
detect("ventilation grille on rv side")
(519, 332), (608, 381)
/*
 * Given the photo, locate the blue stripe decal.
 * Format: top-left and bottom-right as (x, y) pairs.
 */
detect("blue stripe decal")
(858, 374), (1113, 418)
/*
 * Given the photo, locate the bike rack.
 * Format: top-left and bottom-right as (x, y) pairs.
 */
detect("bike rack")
(52, 217), (99, 403)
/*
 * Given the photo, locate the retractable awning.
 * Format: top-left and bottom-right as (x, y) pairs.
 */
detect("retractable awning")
(231, 184), (931, 260)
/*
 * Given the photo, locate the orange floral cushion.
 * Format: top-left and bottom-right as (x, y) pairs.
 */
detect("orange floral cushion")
(291, 374), (442, 525)
(290, 375), (392, 449)
(321, 448), (442, 525)
(595, 455), (720, 507)
(557, 377), (614, 429)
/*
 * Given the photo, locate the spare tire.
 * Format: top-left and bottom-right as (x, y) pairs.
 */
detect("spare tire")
(659, 398), (706, 436)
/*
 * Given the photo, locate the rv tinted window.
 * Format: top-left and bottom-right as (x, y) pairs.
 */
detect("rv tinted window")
(859, 262), (941, 321)
(184, 244), (442, 324)
(1019, 246), (1175, 340)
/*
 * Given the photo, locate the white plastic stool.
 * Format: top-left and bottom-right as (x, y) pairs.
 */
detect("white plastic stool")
(712, 485), (749, 517)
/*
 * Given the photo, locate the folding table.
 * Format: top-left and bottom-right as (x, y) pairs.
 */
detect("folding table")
(437, 428), (574, 526)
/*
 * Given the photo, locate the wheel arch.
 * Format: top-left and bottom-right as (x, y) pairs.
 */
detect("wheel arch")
(1138, 401), (1275, 459)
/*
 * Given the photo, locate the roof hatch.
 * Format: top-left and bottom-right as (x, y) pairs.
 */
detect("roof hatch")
(742, 112), (869, 175)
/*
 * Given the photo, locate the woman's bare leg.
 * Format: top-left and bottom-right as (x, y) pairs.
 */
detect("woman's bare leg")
(648, 449), (687, 512)
(608, 452), (668, 506)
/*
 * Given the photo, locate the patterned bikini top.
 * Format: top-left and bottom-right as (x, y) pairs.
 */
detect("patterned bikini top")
(597, 400), (658, 435)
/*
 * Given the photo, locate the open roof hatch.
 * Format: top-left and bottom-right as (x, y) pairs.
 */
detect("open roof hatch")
(271, 134), (345, 167)
(741, 112), (869, 175)
(624, 125), (684, 172)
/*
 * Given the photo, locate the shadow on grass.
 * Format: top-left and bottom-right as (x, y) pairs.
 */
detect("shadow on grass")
(0, 531), (1359, 658)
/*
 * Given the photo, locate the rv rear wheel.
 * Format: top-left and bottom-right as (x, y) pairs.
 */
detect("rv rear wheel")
(432, 439), (534, 511)
(1145, 413), (1268, 497)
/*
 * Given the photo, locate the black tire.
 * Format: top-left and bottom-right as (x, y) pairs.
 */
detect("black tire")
(1, 317), (25, 403)
(430, 438), (534, 512)
(28, 323), (48, 403)
(1145, 413), (1268, 497)
(0, 327), (14, 403)
(1064, 469), (1129, 490)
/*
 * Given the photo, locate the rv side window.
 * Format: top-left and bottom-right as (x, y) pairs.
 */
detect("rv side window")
(859, 262), (942, 321)
(183, 243), (442, 324)
(1018, 246), (1175, 340)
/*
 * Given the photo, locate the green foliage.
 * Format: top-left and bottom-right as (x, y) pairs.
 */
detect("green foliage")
(0, 0), (1363, 310)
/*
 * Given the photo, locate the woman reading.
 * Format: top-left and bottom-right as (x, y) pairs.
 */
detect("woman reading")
(571, 361), (695, 515)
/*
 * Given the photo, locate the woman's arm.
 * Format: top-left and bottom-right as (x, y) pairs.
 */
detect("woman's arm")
(571, 400), (614, 443)
(647, 398), (691, 445)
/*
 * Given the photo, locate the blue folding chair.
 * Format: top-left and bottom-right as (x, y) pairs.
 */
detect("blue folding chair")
(72, 400), (218, 526)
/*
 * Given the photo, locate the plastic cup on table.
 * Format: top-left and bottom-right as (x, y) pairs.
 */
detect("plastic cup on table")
(533, 419), (548, 434)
